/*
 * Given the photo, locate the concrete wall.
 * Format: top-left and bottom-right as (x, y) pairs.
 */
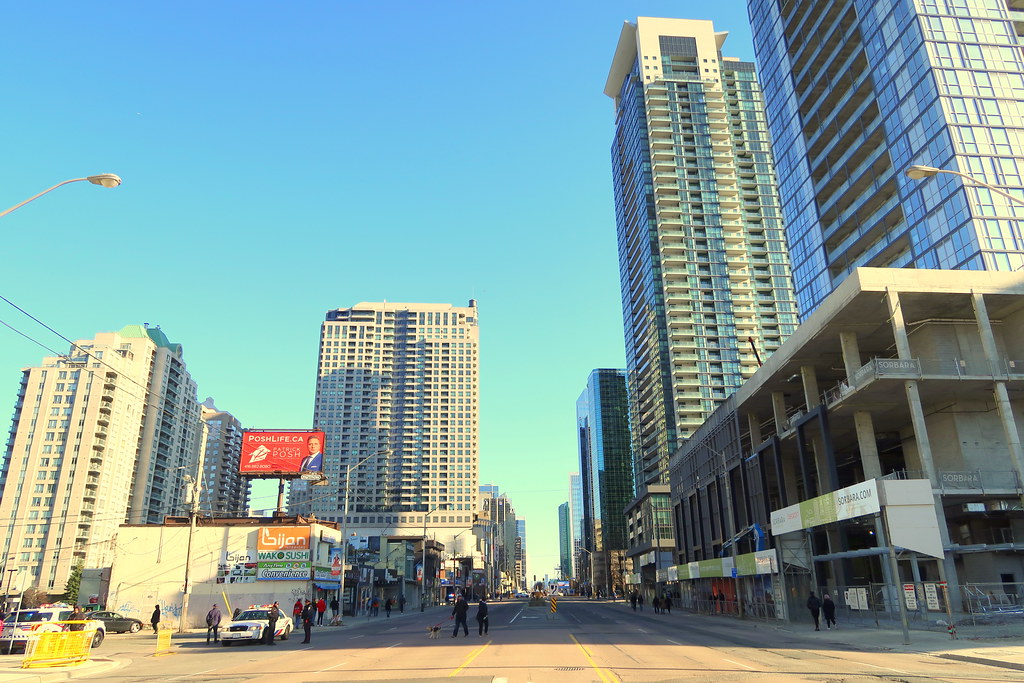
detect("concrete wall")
(106, 523), (339, 629)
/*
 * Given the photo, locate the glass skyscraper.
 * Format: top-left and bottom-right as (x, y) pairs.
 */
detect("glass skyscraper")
(605, 17), (796, 494)
(748, 0), (1024, 316)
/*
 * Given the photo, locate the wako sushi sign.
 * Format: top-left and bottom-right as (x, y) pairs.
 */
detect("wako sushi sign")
(256, 527), (311, 581)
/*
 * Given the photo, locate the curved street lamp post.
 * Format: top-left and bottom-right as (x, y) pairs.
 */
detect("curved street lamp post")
(0, 174), (122, 218)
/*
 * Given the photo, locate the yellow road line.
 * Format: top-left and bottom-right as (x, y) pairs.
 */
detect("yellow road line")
(448, 639), (491, 677)
(570, 633), (618, 683)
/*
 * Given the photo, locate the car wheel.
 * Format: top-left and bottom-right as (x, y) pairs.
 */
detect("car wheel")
(129, 622), (142, 633)
(91, 631), (104, 648)
(263, 627), (271, 643)
(280, 627), (289, 641)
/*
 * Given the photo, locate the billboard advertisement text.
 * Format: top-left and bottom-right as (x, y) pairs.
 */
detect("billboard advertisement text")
(241, 430), (325, 475)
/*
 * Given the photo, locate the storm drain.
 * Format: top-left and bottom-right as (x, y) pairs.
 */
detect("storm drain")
(555, 667), (585, 671)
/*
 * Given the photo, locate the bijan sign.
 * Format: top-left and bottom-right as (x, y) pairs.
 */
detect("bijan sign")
(256, 527), (311, 580)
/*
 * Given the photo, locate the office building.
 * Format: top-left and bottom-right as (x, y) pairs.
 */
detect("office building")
(558, 502), (572, 579)
(0, 325), (202, 591)
(576, 369), (634, 596)
(605, 16), (797, 587)
(198, 398), (248, 517)
(748, 0), (1024, 316)
(667, 268), (1024, 620)
(515, 519), (526, 591)
(568, 472), (585, 580)
(295, 301), (480, 551)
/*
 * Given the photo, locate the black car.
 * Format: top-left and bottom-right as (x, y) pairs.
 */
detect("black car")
(90, 611), (143, 633)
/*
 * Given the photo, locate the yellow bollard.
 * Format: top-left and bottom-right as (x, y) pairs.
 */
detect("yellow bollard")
(154, 628), (174, 657)
(550, 596), (558, 613)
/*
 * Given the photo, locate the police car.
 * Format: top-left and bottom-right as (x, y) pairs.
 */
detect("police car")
(0, 604), (105, 652)
(221, 605), (292, 645)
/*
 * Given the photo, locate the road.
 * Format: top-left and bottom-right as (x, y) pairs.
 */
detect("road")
(13, 598), (1024, 682)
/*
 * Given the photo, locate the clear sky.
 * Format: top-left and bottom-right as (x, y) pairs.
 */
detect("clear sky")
(0, 2), (755, 583)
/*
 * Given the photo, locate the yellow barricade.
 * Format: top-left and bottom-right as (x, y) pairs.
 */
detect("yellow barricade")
(154, 628), (174, 656)
(21, 622), (94, 669)
(550, 596), (558, 613)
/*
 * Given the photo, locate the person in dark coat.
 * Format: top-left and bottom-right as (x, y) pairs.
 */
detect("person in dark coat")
(475, 598), (489, 635)
(398, 594), (406, 613)
(822, 593), (837, 630)
(806, 591), (822, 631)
(630, 593), (637, 611)
(206, 604), (222, 643)
(266, 602), (281, 645)
(451, 595), (470, 637)
(330, 597), (340, 622)
(151, 605), (161, 634)
(301, 599), (315, 643)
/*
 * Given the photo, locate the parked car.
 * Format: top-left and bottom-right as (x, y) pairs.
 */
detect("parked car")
(515, 591), (529, 598)
(0, 605), (105, 652)
(89, 611), (143, 634)
(221, 606), (292, 646)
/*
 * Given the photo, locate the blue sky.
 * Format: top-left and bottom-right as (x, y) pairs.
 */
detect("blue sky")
(0, 2), (755, 581)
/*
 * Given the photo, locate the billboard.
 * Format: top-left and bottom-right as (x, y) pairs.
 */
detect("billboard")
(240, 430), (325, 476)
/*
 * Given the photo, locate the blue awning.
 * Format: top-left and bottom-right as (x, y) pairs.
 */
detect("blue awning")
(314, 581), (340, 590)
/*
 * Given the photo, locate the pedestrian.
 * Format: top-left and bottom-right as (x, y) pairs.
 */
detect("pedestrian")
(398, 593), (406, 613)
(301, 599), (315, 644)
(475, 597), (489, 636)
(206, 604), (222, 643)
(316, 597), (326, 626)
(69, 605), (85, 631)
(266, 601), (281, 645)
(652, 596), (661, 614)
(451, 594), (470, 637)
(150, 605), (161, 634)
(663, 595), (672, 615)
(232, 607), (241, 620)
(637, 593), (644, 611)
(292, 599), (303, 628)
(385, 597), (392, 618)
(806, 591), (822, 631)
(822, 593), (837, 630)
(330, 597), (339, 623)
(630, 593), (637, 611)
(371, 596), (380, 617)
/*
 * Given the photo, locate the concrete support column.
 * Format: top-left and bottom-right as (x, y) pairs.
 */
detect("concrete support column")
(771, 391), (788, 432)
(747, 413), (762, 447)
(839, 331), (863, 379)
(854, 411), (883, 480)
(801, 366), (821, 409)
(972, 292), (1024, 497)
(886, 287), (937, 485)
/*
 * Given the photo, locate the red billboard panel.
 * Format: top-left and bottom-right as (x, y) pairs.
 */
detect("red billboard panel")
(240, 430), (325, 476)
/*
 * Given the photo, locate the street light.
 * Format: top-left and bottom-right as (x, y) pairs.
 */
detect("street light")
(338, 450), (388, 625)
(0, 174), (122, 218)
(576, 547), (595, 598)
(905, 165), (1024, 207)
(420, 504), (449, 612)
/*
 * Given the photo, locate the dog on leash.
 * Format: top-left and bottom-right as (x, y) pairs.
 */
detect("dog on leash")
(427, 624), (442, 639)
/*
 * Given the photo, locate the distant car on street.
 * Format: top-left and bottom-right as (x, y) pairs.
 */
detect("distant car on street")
(220, 606), (292, 645)
(90, 611), (143, 633)
(515, 592), (529, 598)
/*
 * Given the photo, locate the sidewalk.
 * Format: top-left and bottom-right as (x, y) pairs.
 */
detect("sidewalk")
(0, 655), (123, 683)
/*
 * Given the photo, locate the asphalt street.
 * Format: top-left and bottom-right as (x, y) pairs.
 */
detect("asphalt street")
(3, 598), (1024, 682)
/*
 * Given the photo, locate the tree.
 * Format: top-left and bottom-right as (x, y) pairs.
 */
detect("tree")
(62, 563), (84, 605)
(22, 587), (48, 609)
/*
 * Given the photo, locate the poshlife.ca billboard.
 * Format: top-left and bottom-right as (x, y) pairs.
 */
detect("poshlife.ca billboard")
(240, 430), (325, 476)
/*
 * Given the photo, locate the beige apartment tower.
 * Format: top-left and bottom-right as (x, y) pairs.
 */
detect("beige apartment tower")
(0, 325), (202, 592)
(290, 301), (480, 550)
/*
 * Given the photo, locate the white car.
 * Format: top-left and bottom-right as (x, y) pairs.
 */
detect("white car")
(221, 606), (292, 646)
(0, 604), (105, 652)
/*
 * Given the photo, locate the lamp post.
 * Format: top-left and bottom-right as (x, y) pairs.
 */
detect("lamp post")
(420, 504), (449, 612)
(576, 547), (595, 598)
(338, 450), (388, 625)
(0, 174), (122, 218)
(905, 165), (1024, 207)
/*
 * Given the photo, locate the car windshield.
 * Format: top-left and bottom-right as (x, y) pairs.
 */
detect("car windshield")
(235, 610), (268, 621)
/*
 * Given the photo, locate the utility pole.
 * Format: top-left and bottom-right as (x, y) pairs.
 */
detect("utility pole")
(179, 472), (201, 633)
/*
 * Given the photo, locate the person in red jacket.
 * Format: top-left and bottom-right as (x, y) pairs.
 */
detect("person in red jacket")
(316, 597), (326, 625)
(292, 599), (303, 628)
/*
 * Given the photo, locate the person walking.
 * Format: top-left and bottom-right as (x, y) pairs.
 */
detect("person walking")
(652, 596), (661, 614)
(637, 593), (644, 611)
(206, 604), (222, 643)
(292, 599), (303, 628)
(330, 597), (339, 623)
(663, 595), (672, 615)
(266, 601), (281, 645)
(150, 605), (161, 634)
(806, 591), (822, 631)
(822, 593), (837, 630)
(475, 597), (489, 636)
(384, 597), (393, 618)
(451, 595), (470, 637)
(301, 599), (315, 644)
(371, 596), (380, 617)
(316, 597), (326, 626)
(630, 593), (637, 611)
(398, 594), (406, 614)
